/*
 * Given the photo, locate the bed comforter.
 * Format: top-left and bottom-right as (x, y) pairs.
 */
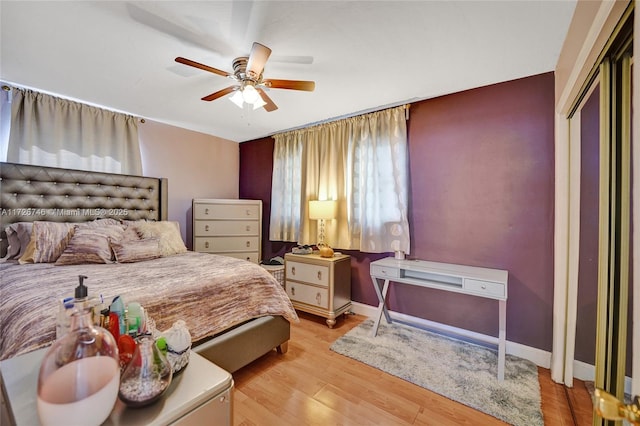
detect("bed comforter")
(0, 252), (297, 360)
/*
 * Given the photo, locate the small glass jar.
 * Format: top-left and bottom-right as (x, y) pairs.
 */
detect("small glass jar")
(118, 336), (173, 408)
(37, 308), (120, 426)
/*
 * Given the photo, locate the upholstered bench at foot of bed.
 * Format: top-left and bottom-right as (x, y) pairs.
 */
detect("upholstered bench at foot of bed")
(194, 315), (290, 373)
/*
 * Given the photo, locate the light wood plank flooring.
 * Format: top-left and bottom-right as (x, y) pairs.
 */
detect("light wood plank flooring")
(232, 313), (593, 425)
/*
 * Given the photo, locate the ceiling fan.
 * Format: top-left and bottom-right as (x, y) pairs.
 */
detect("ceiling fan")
(175, 42), (315, 112)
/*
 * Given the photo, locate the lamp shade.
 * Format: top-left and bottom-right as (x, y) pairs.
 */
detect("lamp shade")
(308, 200), (337, 220)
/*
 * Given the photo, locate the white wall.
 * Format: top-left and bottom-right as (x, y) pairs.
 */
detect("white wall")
(138, 119), (239, 248)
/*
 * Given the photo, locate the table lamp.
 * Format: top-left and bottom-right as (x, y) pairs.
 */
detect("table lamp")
(308, 200), (337, 247)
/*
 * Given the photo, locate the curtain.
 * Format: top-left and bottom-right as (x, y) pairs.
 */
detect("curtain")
(7, 86), (142, 174)
(270, 132), (305, 241)
(270, 104), (410, 254)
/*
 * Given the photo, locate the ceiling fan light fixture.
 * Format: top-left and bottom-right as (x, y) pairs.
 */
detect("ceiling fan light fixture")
(229, 90), (244, 108)
(252, 96), (267, 110)
(241, 84), (260, 104)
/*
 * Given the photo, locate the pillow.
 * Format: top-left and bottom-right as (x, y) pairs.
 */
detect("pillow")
(134, 221), (187, 257)
(4, 222), (33, 260)
(121, 221), (146, 242)
(55, 224), (125, 265)
(19, 222), (75, 264)
(85, 218), (121, 227)
(110, 237), (161, 263)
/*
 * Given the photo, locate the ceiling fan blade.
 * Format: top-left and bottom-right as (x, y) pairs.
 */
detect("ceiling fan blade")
(202, 86), (237, 101)
(127, 3), (235, 57)
(256, 88), (278, 112)
(263, 79), (315, 92)
(245, 42), (272, 79)
(175, 57), (232, 78)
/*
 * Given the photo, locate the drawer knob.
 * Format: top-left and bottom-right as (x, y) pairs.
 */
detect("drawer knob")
(317, 271), (322, 280)
(291, 267), (296, 275)
(246, 209), (251, 216)
(316, 292), (322, 304)
(246, 241), (250, 248)
(205, 241), (209, 249)
(205, 208), (209, 215)
(481, 284), (487, 289)
(291, 286), (296, 296)
(246, 257), (251, 261)
(246, 225), (251, 231)
(205, 224), (210, 232)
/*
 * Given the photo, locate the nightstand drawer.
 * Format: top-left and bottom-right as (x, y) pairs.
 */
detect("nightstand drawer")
(464, 279), (505, 299)
(286, 261), (329, 287)
(194, 236), (259, 252)
(194, 220), (259, 236)
(286, 282), (329, 309)
(194, 204), (260, 220)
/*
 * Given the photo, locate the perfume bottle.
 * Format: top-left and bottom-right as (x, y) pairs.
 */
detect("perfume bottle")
(37, 306), (120, 426)
(118, 336), (173, 407)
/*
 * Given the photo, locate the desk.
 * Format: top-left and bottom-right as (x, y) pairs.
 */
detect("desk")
(1, 350), (233, 425)
(370, 258), (508, 381)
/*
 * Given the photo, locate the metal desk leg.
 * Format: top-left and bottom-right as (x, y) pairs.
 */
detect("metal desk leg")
(371, 276), (392, 336)
(498, 299), (506, 381)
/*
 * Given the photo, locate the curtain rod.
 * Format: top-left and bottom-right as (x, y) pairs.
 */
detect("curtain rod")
(273, 99), (416, 137)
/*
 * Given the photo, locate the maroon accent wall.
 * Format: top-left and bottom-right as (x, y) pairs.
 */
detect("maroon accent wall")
(240, 72), (556, 351)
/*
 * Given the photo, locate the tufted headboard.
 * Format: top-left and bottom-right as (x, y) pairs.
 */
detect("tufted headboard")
(0, 162), (168, 256)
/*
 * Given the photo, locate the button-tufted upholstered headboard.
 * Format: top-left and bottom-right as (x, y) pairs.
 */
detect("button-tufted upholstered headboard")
(0, 162), (168, 256)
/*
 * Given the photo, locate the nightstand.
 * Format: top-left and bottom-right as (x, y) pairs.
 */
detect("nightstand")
(0, 349), (233, 426)
(284, 253), (351, 328)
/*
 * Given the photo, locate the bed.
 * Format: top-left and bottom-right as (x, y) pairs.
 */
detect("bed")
(0, 161), (297, 373)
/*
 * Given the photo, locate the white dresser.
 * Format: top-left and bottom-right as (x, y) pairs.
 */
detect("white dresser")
(284, 253), (351, 328)
(192, 199), (262, 263)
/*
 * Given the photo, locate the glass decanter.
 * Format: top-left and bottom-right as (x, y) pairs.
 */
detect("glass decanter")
(118, 336), (173, 408)
(37, 308), (120, 426)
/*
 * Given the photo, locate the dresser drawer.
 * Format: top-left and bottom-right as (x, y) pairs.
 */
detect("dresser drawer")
(286, 261), (329, 287)
(215, 252), (260, 263)
(370, 264), (400, 278)
(464, 279), (505, 299)
(194, 220), (259, 236)
(286, 282), (329, 309)
(194, 236), (259, 252)
(194, 203), (260, 220)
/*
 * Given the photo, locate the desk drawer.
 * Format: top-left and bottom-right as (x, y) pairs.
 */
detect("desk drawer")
(286, 261), (329, 287)
(370, 264), (400, 278)
(286, 282), (329, 309)
(464, 279), (505, 299)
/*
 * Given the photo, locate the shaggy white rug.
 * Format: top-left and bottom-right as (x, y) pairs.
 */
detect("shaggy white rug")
(330, 320), (543, 426)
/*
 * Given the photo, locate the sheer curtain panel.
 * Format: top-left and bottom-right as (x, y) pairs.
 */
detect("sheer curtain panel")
(7, 86), (142, 174)
(270, 132), (305, 242)
(270, 104), (410, 254)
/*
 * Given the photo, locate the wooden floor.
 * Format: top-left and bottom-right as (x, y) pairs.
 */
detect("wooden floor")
(232, 313), (594, 425)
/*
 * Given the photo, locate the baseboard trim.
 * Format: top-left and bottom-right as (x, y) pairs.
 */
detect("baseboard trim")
(349, 301), (551, 369)
(573, 359), (633, 395)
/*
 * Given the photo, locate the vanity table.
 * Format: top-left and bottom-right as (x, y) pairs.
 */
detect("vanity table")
(370, 257), (508, 381)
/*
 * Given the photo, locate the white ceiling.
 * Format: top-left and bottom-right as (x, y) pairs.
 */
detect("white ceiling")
(0, 1), (577, 143)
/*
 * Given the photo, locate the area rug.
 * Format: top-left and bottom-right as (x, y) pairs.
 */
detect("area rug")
(330, 320), (543, 426)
